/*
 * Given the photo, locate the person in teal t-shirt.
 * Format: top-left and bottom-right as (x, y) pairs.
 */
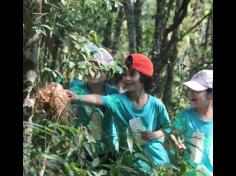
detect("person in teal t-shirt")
(68, 45), (119, 153)
(171, 70), (213, 176)
(66, 53), (171, 172)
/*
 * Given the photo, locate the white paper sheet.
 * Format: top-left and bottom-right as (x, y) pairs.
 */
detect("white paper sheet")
(129, 117), (147, 145)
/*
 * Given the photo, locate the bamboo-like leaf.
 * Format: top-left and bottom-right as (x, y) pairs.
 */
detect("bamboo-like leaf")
(91, 157), (100, 167)
(126, 128), (133, 154)
(54, 70), (64, 84)
(41, 24), (52, 31)
(69, 61), (76, 69)
(83, 143), (93, 158)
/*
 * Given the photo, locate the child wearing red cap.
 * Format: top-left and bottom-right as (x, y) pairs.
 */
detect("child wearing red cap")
(67, 53), (171, 172)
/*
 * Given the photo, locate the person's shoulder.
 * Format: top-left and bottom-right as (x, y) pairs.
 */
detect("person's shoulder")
(175, 108), (193, 120)
(69, 79), (85, 88)
(101, 93), (122, 107)
(104, 83), (119, 94)
(104, 93), (127, 103)
(180, 108), (194, 115)
(68, 79), (88, 94)
(149, 95), (164, 106)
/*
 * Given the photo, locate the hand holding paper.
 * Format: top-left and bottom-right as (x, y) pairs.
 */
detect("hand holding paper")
(129, 117), (147, 145)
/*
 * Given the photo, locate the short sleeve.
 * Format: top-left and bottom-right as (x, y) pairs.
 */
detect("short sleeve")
(69, 80), (87, 94)
(157, 100), (171, 134)
(172, 111), (187, 135)
(100, 94), (120, 114)
(105, 83), (119, 94)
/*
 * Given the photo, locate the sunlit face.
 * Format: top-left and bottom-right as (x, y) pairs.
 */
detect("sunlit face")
(86, 72), (107, 84)
(187, 88), (212, 108)
(122, 69), (143, 91)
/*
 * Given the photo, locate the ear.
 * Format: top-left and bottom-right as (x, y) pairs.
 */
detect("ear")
(206, 91), (213, 100)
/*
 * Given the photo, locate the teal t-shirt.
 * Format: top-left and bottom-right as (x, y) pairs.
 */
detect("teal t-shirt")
(69, 80), (119, 151)
(172, 108), (213, 176)
(100, 93), (171, 166)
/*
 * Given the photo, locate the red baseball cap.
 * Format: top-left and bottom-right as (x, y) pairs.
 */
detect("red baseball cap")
(125, 53), (154, 77)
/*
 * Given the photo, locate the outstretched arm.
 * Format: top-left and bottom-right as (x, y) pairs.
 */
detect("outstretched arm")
(141, 130), (164, 141)
(66, 90), (104, 105)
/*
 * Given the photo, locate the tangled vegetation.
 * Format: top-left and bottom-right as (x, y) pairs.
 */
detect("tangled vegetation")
(24, 0), (212, 175)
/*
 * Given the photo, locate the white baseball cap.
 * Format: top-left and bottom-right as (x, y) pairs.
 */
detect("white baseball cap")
(182, 70), (213, 91)
(84, 43), (113, 65)
(93, 47), (113, 64)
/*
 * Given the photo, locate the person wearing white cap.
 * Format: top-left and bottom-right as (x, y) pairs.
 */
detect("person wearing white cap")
(171, 70), (213, 176)
(68, 44), (119, 160)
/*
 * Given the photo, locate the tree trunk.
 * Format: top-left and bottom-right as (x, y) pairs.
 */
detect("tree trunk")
(162, 29), (178, 111)
(23, 1), (33, 39)
(134, 0), (144, 52)
(162, 0), (190, 109)
(204, 9), (213, 50)
(152, 0), (190, 98)
(152, 0), (169, 58)
(51, 39), (60, 70)
(55, 48), (62, 72)
(152, 0), (174, 97)
(124, 1), (136, 53)
(33, 0), (43, 83)
(102, 16), (113, 48)
(155, 0), (190, 76)
(23, 2), (42, 147)
(112, 7), (124, 55)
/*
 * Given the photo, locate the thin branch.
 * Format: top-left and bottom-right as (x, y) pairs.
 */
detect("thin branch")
(204, 9), (212, 49)
(165, 0), (190, 35)
(160, 0), (190, 54)
(179, 11), (211, 41)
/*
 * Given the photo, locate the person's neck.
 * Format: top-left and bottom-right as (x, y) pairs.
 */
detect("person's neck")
(196, 101), (213, 120)
(87, 82), (106, 95)
(126, 89), (148, 109)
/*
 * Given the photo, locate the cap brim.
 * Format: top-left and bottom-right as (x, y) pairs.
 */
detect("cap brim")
(182, 81), (208, 91)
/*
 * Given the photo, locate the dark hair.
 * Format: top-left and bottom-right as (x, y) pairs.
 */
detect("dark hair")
(206, 88), (213, 95)
(113, 72), (123, 84)
(125, 55), (133, 69)
(139, 73), (155, 93)
(125, 55), (156, 93)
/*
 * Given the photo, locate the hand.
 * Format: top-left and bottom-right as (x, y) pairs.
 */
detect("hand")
(170, 134), (186, 150)
(141, 130), (163, 141)
(65, 90), (77, 100)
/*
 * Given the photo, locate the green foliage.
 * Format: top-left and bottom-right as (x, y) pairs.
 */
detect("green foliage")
(24, 0), (123, 84)
(24, 114), (150, 175)
(24, 0), (213, 175)
(24, 104), (206, 176)
(41, 67), (64, 85)
(24, 117), (105, 175)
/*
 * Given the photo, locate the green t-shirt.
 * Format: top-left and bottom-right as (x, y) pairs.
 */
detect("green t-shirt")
(172, 108), (213, 176)
(100, 93), (171, 166)
(69, 80), (119, 151)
